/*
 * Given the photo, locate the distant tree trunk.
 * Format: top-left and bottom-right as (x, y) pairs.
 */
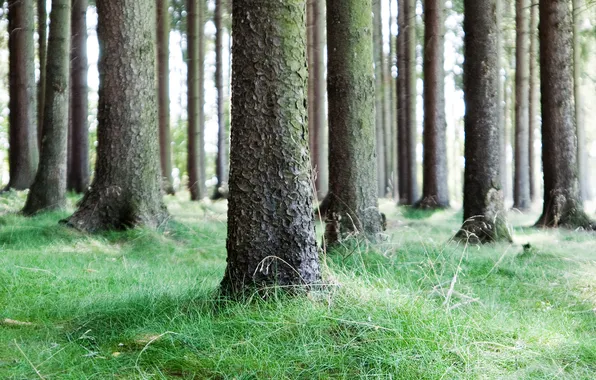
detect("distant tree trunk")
(388, 1), (398, 200)
(513, 0), (531, 210)
(455, 0), (512, 243)
(68, 0), (89, 194)
(416, 0), (449, 209)
(5, 0), (38, 191)
(382, 2), (392, 199)
(373, 0), (386, 197)
(535, 0), (594, 229)
(397, 0), (409, 204)
(212, 0), (228, 199)
(37, 0), (47, 148)
(496, 0), (508, 203)
(529, 0), (539, 202)
(64, 0), (167, 232)
(574, 0), (590, 202)
(325, 0), (383, 245)
(221, 0), (321, 296)
(157, 0), (175, 195)
(187, 0), (207, 200)
(405, 0), (418, 204)
(23, 0), (70, 215)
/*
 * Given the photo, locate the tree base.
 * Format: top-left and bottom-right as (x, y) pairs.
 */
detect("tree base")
(412, 195), (450, 210)
(454, 216), (513, 244)
(535, 209), (596, 230)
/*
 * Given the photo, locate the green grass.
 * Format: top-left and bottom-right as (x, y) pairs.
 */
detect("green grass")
(1, 195), (596, 379)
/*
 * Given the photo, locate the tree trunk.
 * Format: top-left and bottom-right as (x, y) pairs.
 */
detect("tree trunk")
(67, 0), (89, 194)
(513, 0), (531, 210)
(324, 0), (383, 245)
(212, 0), (228, 200)
(397, 0), (409, 204)
(5, 0), (39, 191)
(382, 1), (392, 199)
(405, 0), (418, 204)
(23, 0), (70, 215)
(416, 0), (449, 209)
(37, 0), (47, 148)
(388, 1), (398, 200)
(535, 0), (594, 229)
(221, 0), (321, 296)
(455, 0), (512, 244)
(157, 0), (175, 195)
(496, 0), (508, 203)
(529, 0), (539, 202)
(187, 0), (207, 201)
(64, 0), (167, 232)
(306, 0), (328, 201)
(373, 0), (386, 197)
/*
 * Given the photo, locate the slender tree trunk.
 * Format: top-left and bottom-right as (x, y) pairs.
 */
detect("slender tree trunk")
(212, 0), (228, 199)
(455, 0), (512, 244)
(397, 0), (409, 204)
(6, 0), (38, 191)
(68, 0), (89, 194)
(382, 1), (392, 199)
(187, 0), (207, 200)
(23, 0), (70, 214)
(157, 0), (175, 195)
(535, 0), (594, 229)
(405, 0), (418, 204)
(325, 0), (383, 245)
(221, 0), (321, 297)
(64, 0), (167, 232)
(373, 0), (386, 197)
(37, 0), (47, 148)
(416, 0), (449, 209)
(496, 0), (508, 203)
(529, 0), (539, 202)
(513, 0), (531, 210)
(389, 1), (398, 200)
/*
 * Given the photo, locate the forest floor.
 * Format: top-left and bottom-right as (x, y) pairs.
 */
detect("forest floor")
(1, 191), (596, 379)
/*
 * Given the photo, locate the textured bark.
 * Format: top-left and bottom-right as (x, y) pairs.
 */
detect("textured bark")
(513, 0), (531, 210)
(37, 0), (47, 147)
(6, 0), (39, 191)
(23, 0), (71, 215)
(373, 0), (386, 197)
(396, 0), (408, 204)
(529, 0), (539, 202)
(324, 0), (383, 245)
(455, 0), (512, 244)
(221, 0), (321, 296)
(306, 0), (328, 200)
(187, 0), (207, 200)
(64, 0), (167, 232)
(68, 0), (89, 194)
(535, 0), (594, 229)
(416, 0), (449, 209)
(157, 0), (175, 195)
(212, 0), (228, 200)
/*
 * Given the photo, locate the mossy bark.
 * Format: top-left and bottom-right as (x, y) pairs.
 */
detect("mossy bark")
(455, 0), (512, 244)
(23, 0), (71, 215)
(221, 0), (321, 296)
(5, 0), (39, 191)
(534, 0), (595, 230)
(324, 0), (383, 245)
(64, 0), (167, 232)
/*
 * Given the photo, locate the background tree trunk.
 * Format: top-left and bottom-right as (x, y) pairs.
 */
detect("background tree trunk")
(157, 0), (175, 195)
(23, 0), (70, 215)
(405, 0), (418, 204)
(456, 0), (512, 244)
(397, 0), (409, 204)
(529, 0), (539, 202)
(535, 0), (594, 229)
(221, 0), (321, 296)
(373, 0), (386, 197)
(67, 0), (89, 194)
(496, 0), (508, 204)
(417, 0), (449, 209)
(37, 0), (47, 148)
(65, 0), (167, 232)
(212, 0), (228, 199)
(513, 0), (531, 210)
(6, 0), (38, 191)
(325, 0), (383, 245)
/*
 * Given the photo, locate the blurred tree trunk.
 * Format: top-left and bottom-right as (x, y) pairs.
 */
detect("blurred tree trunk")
(497, 0), (508, 203)
(529, 0), (539, 202)
(23, 0), (70, 214)
(373, 0), (386, 197)
(5, 0), (39, 191)
(221, 0), (321, 296)
(404, 0), (418, 204)
(397, 0), (408, 204)
(535, 0), (594, 229)
(67, 0), (89, 194)
(37, 0), (47, 148)
(455, 0), (512, 243)
(325, 0), (383, 245)
(64, 0), (167, 231)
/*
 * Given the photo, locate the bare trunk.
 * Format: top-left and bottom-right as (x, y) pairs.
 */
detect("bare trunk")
(405, 0), (418, 204)
(373, 0), (386, 197)
(212, 0), (228, 199)
(529, 0), (539, 202)
(397, 0), (409, 204)
(37, 0), (47, 148)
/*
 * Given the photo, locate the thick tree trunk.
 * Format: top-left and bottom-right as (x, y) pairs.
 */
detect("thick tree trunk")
(212, 0), (228, 200)
(513, 0), (531, 210)
(455, 0), (512, 244)
(23, 0), (70, 215)
(416, 0), (449, 209)
(67, 0), (89, 194)
(396, 0), (409, 204)
(405, 0), (418, 204)
(187, 0), (207, 201)
(157, 0), (175, 195)
(373, 0), (386, 197)
(221, 0), (321, 296)
(324, 0), (383, 245)
(64, 0), (167, 232)
(37, 0), (47, 148)
(6, 0), (39, 191)
(535, 0), (594, 229)
(529, 0), (539, 202)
